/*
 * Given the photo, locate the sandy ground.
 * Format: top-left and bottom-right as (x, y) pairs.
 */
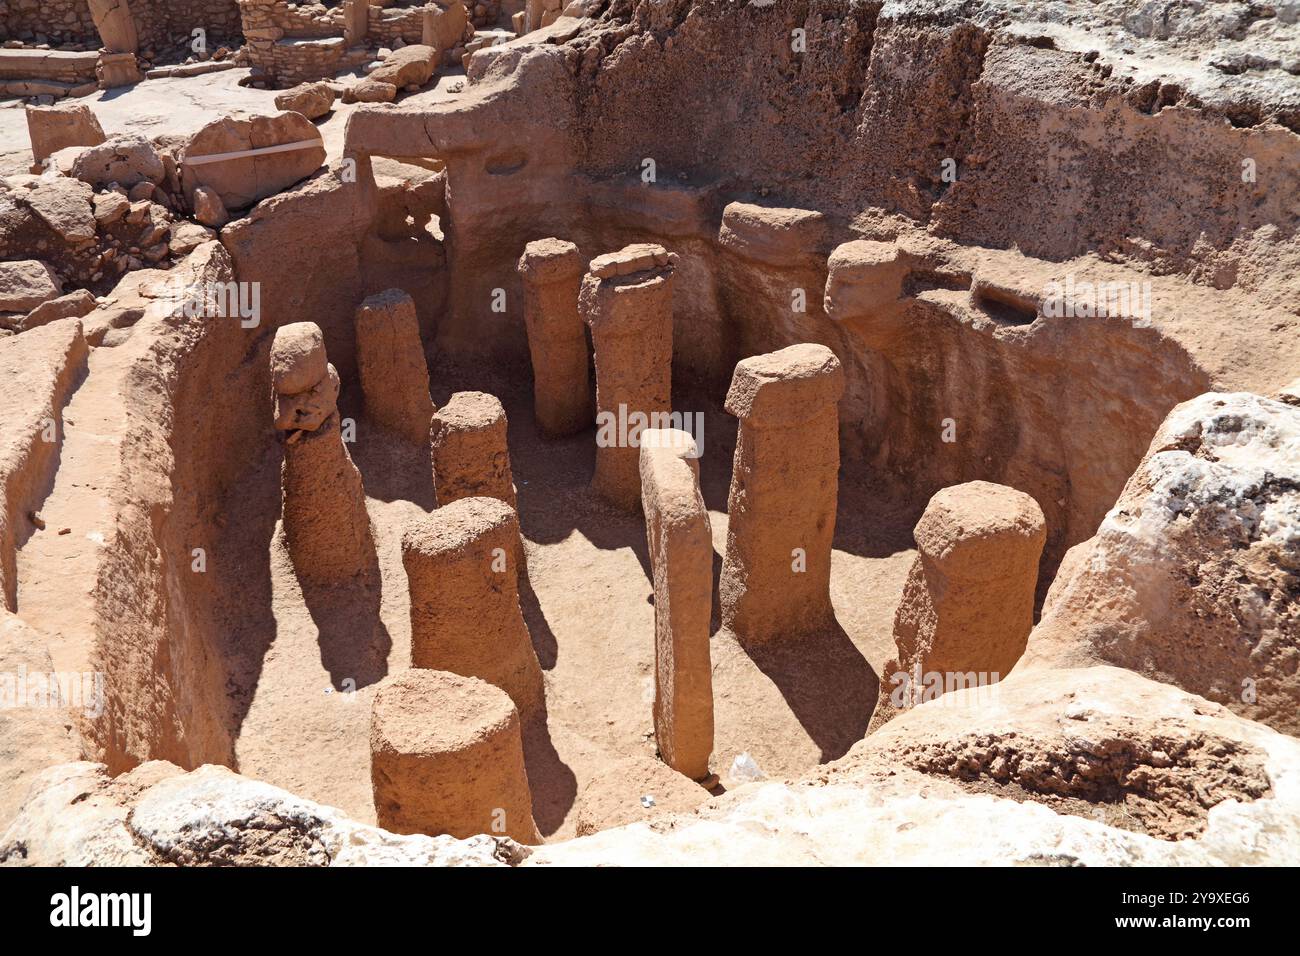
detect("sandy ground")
(227, 364), (916, 842)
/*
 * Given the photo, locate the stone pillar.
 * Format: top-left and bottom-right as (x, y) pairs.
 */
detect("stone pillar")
(271, 322), (375, 587)
(344, 0), (370, 48)
(25, 104), (106, 170)
(516, 238), (590, 437)
(371, 669), (541, 843)
(402, 496), (544, 722)
(422, 1), (467, 57)
(719, 343), (844, 644)
(639, 428), (713, 781)
(88, 0), (140, 55)
(430, 391), (516, 508)
(579, 243), (677, 510)
(355, 288), (434, 445)
(872, 480), (1046, 728)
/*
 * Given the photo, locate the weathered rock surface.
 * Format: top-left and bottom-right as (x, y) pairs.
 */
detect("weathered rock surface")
(181, 111), (326, 212)
(69, 134), (164, 189)
(0, 260), (61, 313)
(1023, 392), (1300, 737)
(533, 666), (1300, 865)
(25, 102), (106, 169)
(274, 82), (336, 121)
(0, 762), (512, 866)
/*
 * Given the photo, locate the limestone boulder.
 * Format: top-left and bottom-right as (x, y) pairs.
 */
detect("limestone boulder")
(25, 102), (106, 168)
(0, 762), (511, 866)
(423, 2), (469, 54)
(343, 78), (398, 104)
(1023, 392), (1300, 737)
(69, 134), (164, 189)
(181, 111), (326, 213)
(0, 260), (61, 313)
(368, 44), (439, 89)
(274, 82), (336, 121)
(19, 289), (96, 332)
(4, 175), (95, 244)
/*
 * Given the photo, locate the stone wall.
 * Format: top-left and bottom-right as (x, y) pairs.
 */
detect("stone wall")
(132, 0), (244, 53)
(0, 0), (98, 46)
(1, 0), (241, 51)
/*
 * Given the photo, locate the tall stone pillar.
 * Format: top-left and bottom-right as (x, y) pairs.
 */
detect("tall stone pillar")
(579, 243), (677, 510)
(401, 496), (544, 723)
(355, 288), (434, 445)
(430, 391), (516, 508)
(517, 238), (589, 437)
(344, 0), (370, 48)
(719, 343), (843, 644)
(640, 428), (713, 781)
(271, 322), (375, 587)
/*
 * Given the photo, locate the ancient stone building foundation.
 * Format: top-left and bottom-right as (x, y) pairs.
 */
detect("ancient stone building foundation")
(517, 238), (590, 437)
(639, 428), (713, 781)
(401, 496), (543, 722)
(720, 343), (844, 644)
(579, 243), (677, 511)
(370, 668), (541, 844)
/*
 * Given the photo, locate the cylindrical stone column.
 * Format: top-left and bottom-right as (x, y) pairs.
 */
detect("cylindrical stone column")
(430, 391), (516, 508)
(272, 322), (375, 587)
(719, 343), (844, 644)
(355, 288), (435, 445)
(871, 480), (1046, 729)
(401, 496), (543, 722)
(517, 238), (590, 437)
(580, 243), (677, 511)
(370, 668), (541, 844)
(639, 428), (713, 781)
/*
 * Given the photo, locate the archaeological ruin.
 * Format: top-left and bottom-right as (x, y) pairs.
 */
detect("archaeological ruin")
(0, 0), (1298, 886)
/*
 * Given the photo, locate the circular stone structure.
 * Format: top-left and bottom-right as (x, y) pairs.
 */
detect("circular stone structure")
(369, 669), (541, 844)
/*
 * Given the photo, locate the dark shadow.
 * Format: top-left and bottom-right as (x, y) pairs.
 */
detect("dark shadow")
(347, 405), (436, 508)
(521, 712), (578, 838)
(740, 622), (879, 763)
(518, 567), (558, 670)
(300, 570), (392, 690)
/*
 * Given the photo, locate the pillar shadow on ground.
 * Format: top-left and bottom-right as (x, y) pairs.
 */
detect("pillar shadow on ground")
(739, 623), (879, 763)
(521, 712), (578, 837)
(299, 556), (392, 691)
